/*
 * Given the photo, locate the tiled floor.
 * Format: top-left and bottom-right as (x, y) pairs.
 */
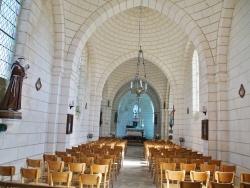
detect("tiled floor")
(113, 144), (155, 188)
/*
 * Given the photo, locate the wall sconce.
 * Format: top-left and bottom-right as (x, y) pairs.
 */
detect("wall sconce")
(69, 101), (74, 109)
(202, 106), (207, 115)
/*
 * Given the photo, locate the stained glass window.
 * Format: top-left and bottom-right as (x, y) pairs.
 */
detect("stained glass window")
(0, 0), (22, 79)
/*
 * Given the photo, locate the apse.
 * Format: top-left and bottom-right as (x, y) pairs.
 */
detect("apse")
(116, 92), (154, 139)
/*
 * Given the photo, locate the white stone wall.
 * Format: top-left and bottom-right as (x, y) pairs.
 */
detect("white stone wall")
(227, 0), (250, 175)
(0, 0), (54, 179)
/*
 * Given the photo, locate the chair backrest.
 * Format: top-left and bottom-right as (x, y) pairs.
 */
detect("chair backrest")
(0, 166), (15, 182)
(220, 164), (236, 173)
(26, 158), (43, 169)
(103, 155), (116, 162)
(55, 151), (67, 158)
(49, 171), (72, 187)
(79, 174), (102, 188)
(200, 164), (216, 173)
(208, 160), (222, 169)
(79, 157), (94, 167)
(190, 159), (205, 169)
(201, 156), (212, 162)
(173, 158), (187, 169)
(214, 171), (235, 183)
(165, 170), (185, 187)
(180, 163), (196, 172)
(47, 161), (64, 172)
(240, 182), (250, 188)
(43, 154), (57, 162)
(87, 153), (99, 163)
(160, 163), (176, 171)
(240, 173), (250, 183)
(98, 159), (113, 166)
(61, 156), (76, 164)
(90, 164), (109, 174)
(209, 182), (234, 188)
(20, 167), (40, 184)
(190, 170), (210, 188)
(180, 181), (202, 188)
(68, 163), (86, 174)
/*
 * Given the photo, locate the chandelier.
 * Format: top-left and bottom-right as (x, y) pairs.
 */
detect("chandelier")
(130, 5), (147, 98)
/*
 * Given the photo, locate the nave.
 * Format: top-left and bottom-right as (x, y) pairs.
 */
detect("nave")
(114, 144), (153, 188)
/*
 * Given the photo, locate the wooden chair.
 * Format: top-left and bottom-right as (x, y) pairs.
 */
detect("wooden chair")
(109, 150), (122, 173)
(79, 157), (94, 174)
(103, 155), (118, 180)
(219, 164), (236, 173)
(200, 164), (216, 181)
(49, 171), (74, 187)
(42, 160), (64, 183)
(154, 157), (170, 183)
(26, 159), (43, 169)
(68, 163), (86, 186)
(190, 170), (210, 188)
(79, 174), (102, 188)
(43, 154), (57, 162)
(90, 164), (109, 188)
(55, 151), (67, 160)
(209, 182), (234, 188)
(201, 156), (212, 163)
(61, 156), (76, 171)
(208, 160), (221, 170)
(180, 163), (196, 180)
(173, 158), (187, 170)
(159, 163), (176, 188)
(98, 159), (114, 188)
(240, 182), (250, 188)
(0, 166), (15, 182)
(190, 159), (205, 170)
(214, 171), (235, 183)
(180, 181), (202, 188)
(164, 170), (185, 188)
(20, 168), (48, 186)
(87, 153), (99, 163)
(241, 173), (250, 183)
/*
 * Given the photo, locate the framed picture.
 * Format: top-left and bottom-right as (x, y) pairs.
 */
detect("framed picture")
(201, 119), (208, 140)
(66, 114), (73, 134)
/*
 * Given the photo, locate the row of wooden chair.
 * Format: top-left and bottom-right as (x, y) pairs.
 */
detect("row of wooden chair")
(0, 163), (107, 188)
(161, 169), (237, 188)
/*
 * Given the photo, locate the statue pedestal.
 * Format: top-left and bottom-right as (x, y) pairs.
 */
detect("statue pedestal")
(0, 110), (22, 119)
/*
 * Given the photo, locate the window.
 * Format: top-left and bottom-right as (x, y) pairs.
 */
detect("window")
(0, 0), (22, 79)
(192, 50), (199, 112)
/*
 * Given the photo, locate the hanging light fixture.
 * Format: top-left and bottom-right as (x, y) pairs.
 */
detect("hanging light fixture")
(130, 3), (147, 98)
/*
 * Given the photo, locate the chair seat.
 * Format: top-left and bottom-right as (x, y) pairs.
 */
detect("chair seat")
(163, 183), (179, 188)
(28, 182), (49, 186)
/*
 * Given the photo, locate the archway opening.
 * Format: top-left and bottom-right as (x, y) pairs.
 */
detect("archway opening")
(116, 92), (154, 139)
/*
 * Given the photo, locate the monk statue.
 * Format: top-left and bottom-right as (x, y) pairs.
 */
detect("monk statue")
(0, 58), (29, 112)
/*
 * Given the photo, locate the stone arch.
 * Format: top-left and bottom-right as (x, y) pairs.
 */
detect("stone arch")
(61, 0), (214, 90)
(216, 0), (235, 73)
(52, 0), (65, 69)
(96, 51), (173, 100)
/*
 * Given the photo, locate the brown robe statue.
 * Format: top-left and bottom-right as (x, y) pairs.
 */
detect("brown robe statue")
(0, 58), (28, 111)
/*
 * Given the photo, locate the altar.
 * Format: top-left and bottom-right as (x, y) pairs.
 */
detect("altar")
(126, 127), (144, 137)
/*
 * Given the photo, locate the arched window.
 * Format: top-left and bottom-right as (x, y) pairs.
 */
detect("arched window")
(0, 0), (22, 79)
(192, 50), (199, 112)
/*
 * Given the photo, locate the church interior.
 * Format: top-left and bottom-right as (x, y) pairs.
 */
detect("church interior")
(0, 0), (250, 187)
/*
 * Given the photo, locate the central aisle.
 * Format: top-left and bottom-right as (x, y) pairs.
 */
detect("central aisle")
(113, 144), (155, 188)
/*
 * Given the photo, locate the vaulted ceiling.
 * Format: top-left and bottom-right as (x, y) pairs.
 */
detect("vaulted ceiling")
(87, 6), (188, 104)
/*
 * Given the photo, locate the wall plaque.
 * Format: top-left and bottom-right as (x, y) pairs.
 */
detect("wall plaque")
(201, 119), (208, 140)
(66, 114), (73, 134)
